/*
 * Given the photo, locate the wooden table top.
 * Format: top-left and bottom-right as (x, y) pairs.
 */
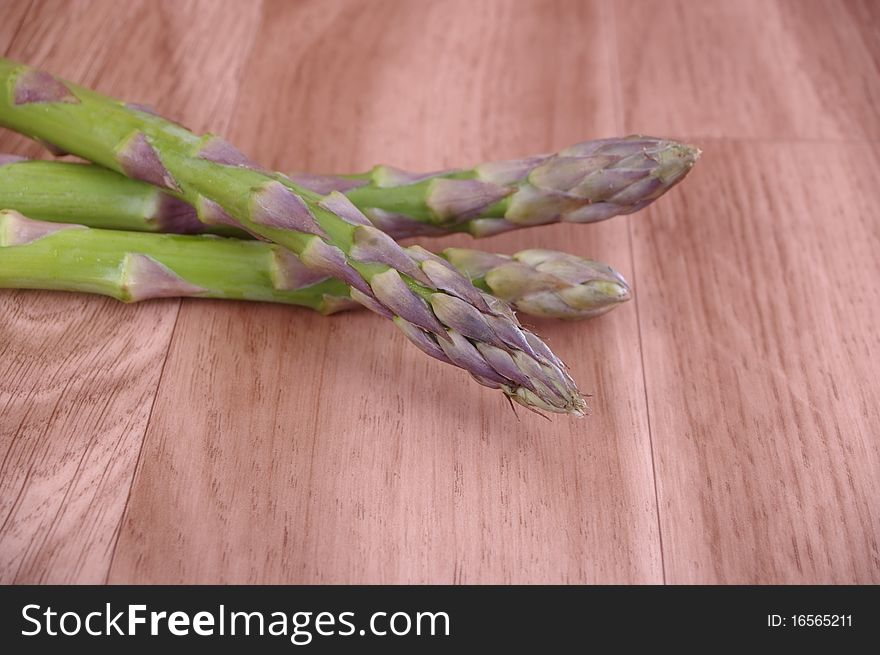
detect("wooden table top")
(1, 0), (877, 584)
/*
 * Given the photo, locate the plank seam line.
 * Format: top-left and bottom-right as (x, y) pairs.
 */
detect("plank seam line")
(103, 300), (183, 583)
(626, 219), (667, 584)
(605, 0), (667, 584)
(290, 327), (331, 581)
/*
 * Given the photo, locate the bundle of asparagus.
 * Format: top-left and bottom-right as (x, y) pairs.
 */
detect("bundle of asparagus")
(0, 58), (699, 416)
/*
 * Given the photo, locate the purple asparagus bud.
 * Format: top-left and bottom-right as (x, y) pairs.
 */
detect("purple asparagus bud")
(443, 247), (632, 320)
(292, 135), (701, 239)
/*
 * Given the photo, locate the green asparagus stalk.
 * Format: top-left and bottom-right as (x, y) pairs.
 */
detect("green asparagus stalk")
(0, 210), (630, 320)
(0, 59), (584, 415)
(0, 209), (356, 311)
(0, 156), (630, 319)
(291, 135), (699, 238)
(0, 156), (241, 236)
(0, 133), (699, 242)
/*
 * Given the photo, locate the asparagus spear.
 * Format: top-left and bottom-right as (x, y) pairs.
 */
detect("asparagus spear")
(291, 135), (699, 238)
(0, 156), (250, 239)
(444, 248), (630, 320)
(0, 134), (700, 242)
(0, 156), (630, 319)
(0, 157), (240, 236)
(0, 211), (630, 320)
(0, 59), (584, 415)
(0, 210), (355, 311)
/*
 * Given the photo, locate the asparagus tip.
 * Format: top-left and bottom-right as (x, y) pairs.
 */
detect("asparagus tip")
(509, 385), (588, 417)
(653, 142), (701, 186)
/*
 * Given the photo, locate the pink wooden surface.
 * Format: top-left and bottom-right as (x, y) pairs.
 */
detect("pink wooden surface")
(1, 0), (877, 584)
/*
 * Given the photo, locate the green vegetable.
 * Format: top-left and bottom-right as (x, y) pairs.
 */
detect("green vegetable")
(318, 135), (699, 239)
(0, 210), (630, 321)
(0, 157), (631, 320)
(0, 58), (584, 415)
(0, 132), (699, 241)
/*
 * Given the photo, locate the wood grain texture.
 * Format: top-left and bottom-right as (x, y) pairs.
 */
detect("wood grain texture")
(0, 1), (32, 53)
(108, 0), (661, 584)
(0, 0), (263, 583)
(2, 0), (879, 584)
(630, 141), (880, 583)
(0, 293), (176, 583)
(227, 0), (621, 172)
(615, 0), (880, 139)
